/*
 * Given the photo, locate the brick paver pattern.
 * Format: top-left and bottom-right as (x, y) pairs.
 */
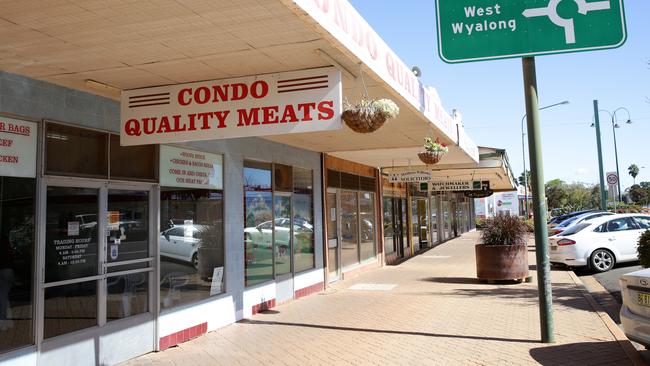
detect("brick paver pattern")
(123, 232), (633, 365)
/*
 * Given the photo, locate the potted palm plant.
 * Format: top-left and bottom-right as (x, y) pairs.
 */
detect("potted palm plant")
(342, 98), (399, 133)
(475, 215), (529, 282)
(418, 137), (448, 165)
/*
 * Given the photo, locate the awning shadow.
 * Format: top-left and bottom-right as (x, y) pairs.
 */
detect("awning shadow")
(240, 319), (535, 344)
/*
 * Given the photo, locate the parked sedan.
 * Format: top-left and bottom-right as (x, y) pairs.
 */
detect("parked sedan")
(549, 214), (650, 272)
(547, 211), (614, 237)
(160, 224), (206, 269)
(620, 269), (650, 348)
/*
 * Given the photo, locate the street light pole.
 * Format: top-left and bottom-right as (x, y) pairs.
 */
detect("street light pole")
(611, 107), (632, 202)
(593, 107), (632, 206)
(520, 100), (569, 218)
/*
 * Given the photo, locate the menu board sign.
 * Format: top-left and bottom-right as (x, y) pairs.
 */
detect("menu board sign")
(160, 146), (223, 189)
(0, 116), (37, 178)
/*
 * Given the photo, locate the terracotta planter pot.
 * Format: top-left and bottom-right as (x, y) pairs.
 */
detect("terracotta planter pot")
(475, 244), (528, 281)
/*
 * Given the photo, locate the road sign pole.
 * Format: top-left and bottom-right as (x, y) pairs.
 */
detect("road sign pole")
(594, 100), (608, 210)
(522, 57), (554, 343)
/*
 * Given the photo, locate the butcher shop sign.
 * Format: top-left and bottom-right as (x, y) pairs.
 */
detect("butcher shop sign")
(120, 67), (342, 146)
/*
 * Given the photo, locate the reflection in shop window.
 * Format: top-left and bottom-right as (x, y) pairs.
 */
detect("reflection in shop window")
(244, 162), (273, 286)
(293, 168), (314, 272)
(359, 192), (375, 261)
(0, 177), (35, 353)
(160, 188), (224, 309)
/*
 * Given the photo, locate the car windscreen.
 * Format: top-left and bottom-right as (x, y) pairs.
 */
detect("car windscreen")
(561, 222), (591, 236)
(557, 216), (580, 228)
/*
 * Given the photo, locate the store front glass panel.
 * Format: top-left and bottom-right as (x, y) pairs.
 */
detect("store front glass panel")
(293, 168), (314, 272)
(442, 198), (451, 241)
(327, 192), (338, 278)
(106, 190), (149, 321)
(340, 191), (359, 268)
(430, 194), (438, 245)
(244, 162), (273, 286)
(160, 188), (224, 308)
(45, 123), (108, 179)
(382, 196), (395, 255)
(359, 192), (375, 261)
(0, 177), (35, 353)
(274, 195), (291, 276)
(400, 198), (408, 253)
(44, 187), (99, 338)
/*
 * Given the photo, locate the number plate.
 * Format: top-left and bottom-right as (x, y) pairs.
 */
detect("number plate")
(637, 292), (650, 307)
(550, 246), (558, 251)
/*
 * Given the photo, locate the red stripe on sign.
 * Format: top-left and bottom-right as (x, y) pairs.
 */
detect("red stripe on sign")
(277, 75), (328, 83)
(128, 97), (170, 103)
(129, 101), (171, 108)
(129, 92), (170, 100)
(277, 85), (329, 93)
(0, 130), (30, 137)
(277, 80), (328, 88)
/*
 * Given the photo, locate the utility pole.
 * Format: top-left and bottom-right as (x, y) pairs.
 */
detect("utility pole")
(593, 100), (607, 210)
(522, 57), (554, 343)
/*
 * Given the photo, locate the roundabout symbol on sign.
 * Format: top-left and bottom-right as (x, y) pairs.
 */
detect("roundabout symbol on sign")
(606, 173), (618, 185)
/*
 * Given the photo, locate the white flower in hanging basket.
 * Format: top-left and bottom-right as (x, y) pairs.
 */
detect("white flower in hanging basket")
(342, 98), (399, 133)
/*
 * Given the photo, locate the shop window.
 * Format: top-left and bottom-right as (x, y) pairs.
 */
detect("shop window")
(244, 162), (315, 285)
(340, 191), (359, 268)
(45, 123), (108, 178)
(109, 135), (157, 181)
(382, 197), (395, 255)
(293, 167), (314, 273)
(160, 188), (224, 309)
(0, 177), (36, 353)
(359, 192), (376, 261)
(44, 281), (97, 338)
(244, 162), (273, 286)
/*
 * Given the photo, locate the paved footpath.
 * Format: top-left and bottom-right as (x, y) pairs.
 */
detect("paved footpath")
(123, 232), (641, 366)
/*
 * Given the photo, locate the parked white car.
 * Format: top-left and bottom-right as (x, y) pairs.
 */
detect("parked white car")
(160, 224), (206, 269)
(549, 214), (650, 272)
(620, 269), (650, 348)
(547, 211), (614, 237)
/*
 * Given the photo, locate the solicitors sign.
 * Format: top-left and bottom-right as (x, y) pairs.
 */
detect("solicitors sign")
(120, 67), (342, 146)
(388, 169), (432, 183)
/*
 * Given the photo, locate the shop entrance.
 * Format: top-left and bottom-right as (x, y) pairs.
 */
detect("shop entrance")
(39, 178), (156, 357)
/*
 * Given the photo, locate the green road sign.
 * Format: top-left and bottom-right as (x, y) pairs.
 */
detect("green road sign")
(435, 0), (627, 63)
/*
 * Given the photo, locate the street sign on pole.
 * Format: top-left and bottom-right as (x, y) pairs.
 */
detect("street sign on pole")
(606, 171), (619, 187)
(435, 0), (627, 63)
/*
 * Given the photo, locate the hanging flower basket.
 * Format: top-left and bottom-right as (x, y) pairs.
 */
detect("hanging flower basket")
(418, 137), (448, 165)
(342, 98), (399, 133)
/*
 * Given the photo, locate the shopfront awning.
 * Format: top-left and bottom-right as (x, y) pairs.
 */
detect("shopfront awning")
(0, 0), (479, 165)
(382, 146), (518, 192)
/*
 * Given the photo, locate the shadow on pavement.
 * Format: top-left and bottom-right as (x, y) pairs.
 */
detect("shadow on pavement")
(529, 341), (631, 365)
(420, 277), (482, 285)
(435, 284), (593, 312)
(240, 319), (536, 343)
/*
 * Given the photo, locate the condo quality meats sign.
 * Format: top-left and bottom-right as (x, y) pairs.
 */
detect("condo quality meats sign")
(120, 67), (342, 146)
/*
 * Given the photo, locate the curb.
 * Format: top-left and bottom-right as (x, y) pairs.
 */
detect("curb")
(568, 271), (647, 366)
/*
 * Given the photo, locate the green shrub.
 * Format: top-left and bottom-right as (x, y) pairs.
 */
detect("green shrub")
(638, 229), (650, 268)
(524, 219), (535, 233)
(475, 217), (485, 229)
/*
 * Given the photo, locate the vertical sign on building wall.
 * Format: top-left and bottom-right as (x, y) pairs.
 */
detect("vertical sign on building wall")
(0, 116), (37, 178)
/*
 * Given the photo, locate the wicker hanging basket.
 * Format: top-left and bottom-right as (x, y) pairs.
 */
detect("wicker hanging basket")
(418, 150), (446, 165)
(342, 98), (399, 133)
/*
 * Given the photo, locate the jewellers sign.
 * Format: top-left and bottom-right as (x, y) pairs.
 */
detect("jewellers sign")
(388, 169), (432, 183)
(430, 180), (481, 191)
(120, 67), (342, 146)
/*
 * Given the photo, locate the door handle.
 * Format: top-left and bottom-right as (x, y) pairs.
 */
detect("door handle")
(608, 238), (616, 241)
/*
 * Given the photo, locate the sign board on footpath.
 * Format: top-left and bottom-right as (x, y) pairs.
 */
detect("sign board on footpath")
(121, 67), (342, 146)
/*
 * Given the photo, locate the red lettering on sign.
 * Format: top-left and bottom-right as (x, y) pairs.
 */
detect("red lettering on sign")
(261, 106), (279, 124)
(178, 88), (192, 106)
(0, 138), (13, 147)
(317, 101), (334, 120)
(237, 108), (260, 127)
(280, 105), (298, 123)
(0, 155), (18, 163)
(297, 103), (316, 121)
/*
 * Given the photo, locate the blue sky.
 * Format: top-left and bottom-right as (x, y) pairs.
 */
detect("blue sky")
(349, 0), (650, 191)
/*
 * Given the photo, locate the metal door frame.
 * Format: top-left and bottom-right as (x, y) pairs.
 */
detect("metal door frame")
(326, 188), (340, 282)
(36, 176), (157, 350)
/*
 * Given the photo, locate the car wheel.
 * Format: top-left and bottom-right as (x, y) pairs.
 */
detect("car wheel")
(590, 249), (615, 272)
(192, 253), (199, 270)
